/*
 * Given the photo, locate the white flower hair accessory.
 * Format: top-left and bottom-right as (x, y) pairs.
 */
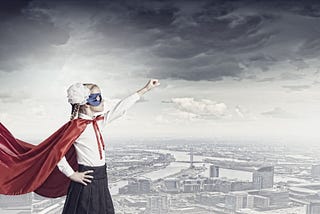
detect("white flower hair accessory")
(67, 83), (91, 105)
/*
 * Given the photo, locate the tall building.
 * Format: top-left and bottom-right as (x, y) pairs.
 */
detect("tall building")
(120, 178), (151, 194)
(127, 180), (139, 194)
(182, 179), (202, 193)
(306, 201), (320, 214)
(311, 165), (320, 179)
(252, 166), (274, 189)
(146, 195), (169, 214)
(196, 192), (225, 206)
(257, 189), (289, 207)
(183, 184), (201, 193)
(190, 148), (194, 168)
(247, 195), (255, 209)
(247, 189), (289, 209)
(138, 178), (151, 193)
(252, 195), (270, 208)
(225, 191), (248, 211)
(209, 165), (219, 177)
(164, 178), (180, 193)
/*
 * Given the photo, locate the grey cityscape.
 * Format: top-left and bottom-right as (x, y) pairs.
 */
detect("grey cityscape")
(1, 139), (320, 214)
(2, 0), (320, 213)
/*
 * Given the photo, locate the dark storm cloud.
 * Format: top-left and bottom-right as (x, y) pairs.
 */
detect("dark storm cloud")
(2, 0), (320, 81)
(0, 0), (31, 17)
(256, 77), (276, 82)
(146, 53), (243, 81)
(276, 1), (320, 18)
(89, 0), (320, 81)
(0, 0), (69, 71)
(88, 0), (277, 80)
(289, 59), (309, 70)
(243, 54), (278, 72)
(298, 38), (320, 58)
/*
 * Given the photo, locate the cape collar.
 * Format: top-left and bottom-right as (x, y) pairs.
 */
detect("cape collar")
(78, 113), (104, 120)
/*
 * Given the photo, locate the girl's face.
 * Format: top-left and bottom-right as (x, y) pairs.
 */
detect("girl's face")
(88, 87), (104, 113)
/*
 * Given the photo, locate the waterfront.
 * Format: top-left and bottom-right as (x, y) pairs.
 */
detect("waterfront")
(111, 148), (308, 195)
(145, 149), (252, 181)
(110, 149), (254, 195)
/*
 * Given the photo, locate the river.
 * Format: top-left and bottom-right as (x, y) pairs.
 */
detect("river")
(109, 149), (253, 195)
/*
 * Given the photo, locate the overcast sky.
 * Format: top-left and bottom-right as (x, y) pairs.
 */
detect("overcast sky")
(1, 0), (320, 144)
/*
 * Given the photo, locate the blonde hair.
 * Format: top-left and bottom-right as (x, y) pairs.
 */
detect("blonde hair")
(70, 104), (80, 120)
(69, 83), (99, 120)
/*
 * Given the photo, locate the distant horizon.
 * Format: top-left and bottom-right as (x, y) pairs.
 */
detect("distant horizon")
(22, 134), (317, 148)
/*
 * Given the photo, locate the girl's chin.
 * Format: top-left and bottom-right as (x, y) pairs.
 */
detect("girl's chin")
(94, 107), (104, 113)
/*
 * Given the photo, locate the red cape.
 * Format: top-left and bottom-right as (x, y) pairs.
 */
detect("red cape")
(0, 119), (89, 198)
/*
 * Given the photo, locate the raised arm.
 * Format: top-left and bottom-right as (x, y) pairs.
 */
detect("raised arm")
(137, 79), (160, 96)
(104, 79), (160, 124)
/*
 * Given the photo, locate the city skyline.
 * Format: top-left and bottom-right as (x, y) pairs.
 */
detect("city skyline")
(1, 140), (319, 214)
(1, 0), (320, 143)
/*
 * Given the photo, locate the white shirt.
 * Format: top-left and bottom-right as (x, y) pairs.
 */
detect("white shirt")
(57, 92), (140, 177)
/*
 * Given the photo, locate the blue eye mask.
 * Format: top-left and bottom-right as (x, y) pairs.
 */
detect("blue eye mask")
(87, 93), (102, 106)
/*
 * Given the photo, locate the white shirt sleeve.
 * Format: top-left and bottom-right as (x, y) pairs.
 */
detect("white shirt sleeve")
(104, 92), (141, 124)
(57, 156), (75, 177)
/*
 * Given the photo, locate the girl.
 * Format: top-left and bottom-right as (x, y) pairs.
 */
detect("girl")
(0, 79), (160, 214)
(63, 79), (160, 214)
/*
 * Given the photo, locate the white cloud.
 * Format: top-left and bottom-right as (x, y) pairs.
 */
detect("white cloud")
(172, 97), (229, 119)
(171, 97), (231, 120)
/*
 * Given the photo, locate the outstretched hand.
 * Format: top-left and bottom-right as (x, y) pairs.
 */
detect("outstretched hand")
(69, 170), (94, 186)
(146, 79), (160, 90)
(137, 79), (160, 96)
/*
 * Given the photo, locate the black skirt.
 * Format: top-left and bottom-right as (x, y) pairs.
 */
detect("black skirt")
(62, 164), (115, 214)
